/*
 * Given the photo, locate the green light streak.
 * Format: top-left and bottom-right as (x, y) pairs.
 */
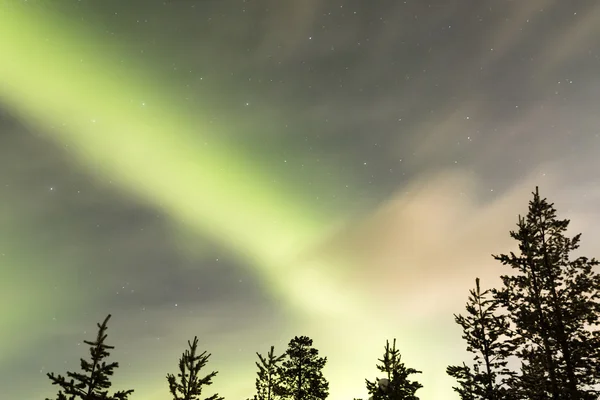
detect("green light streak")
(0, 3), (366, 318)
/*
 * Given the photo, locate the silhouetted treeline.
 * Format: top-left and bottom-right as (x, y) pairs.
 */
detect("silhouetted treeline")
(44, 188), (600, 400)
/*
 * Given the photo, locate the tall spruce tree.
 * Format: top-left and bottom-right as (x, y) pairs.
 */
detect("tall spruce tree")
(251, 346), (286, 400)
(278, 336), (329, 400)
(45, 314), (134, 400)
(447, 278), (513, 400)
(365, 338), (422, 400)
(492, 187), (600, 399)
(166, 336), (223, 400)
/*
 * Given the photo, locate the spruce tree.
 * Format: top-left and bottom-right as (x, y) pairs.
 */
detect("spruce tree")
(446, 363), (476, 400)
(167, 336), (223, 400)
(45, 314), (134, 400)
(365, 338), (422, 400)
(447, 278), (513, 400)
(278, 336), (329, 400)
(492, 187), (600, 399)
(251, 346), (286, 400)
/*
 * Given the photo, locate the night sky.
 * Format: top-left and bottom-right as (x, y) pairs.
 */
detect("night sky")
(1, 1), (600, 399)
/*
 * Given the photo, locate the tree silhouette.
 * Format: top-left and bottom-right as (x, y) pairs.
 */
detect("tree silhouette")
(492, 187), (600, 399)
(45, 314), (134, 400)
(365, 338), (422, 400)
(251, 345), (286, 400)
(167, 336), (223, 400)
(446, 363), (477, 400)
(278, 336), (329, 400)
(447, 278), (514, 400)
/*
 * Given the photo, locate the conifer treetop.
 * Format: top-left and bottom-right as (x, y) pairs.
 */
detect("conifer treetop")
(167, 336), (224, 400)
(447, 278), (514, 400)
(253, 345), (286, 400)
(45, 314), (134, 400)
(279, 336), (329, 400)
(366, 339), (422, 400)
(492, 187), (600, 399)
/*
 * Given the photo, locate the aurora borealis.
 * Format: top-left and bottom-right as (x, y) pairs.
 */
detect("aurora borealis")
(1, 1), (600, 399)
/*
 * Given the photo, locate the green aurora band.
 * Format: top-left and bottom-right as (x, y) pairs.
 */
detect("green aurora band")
(0, 4), (372, 319)
(0, 4), (461, 399)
